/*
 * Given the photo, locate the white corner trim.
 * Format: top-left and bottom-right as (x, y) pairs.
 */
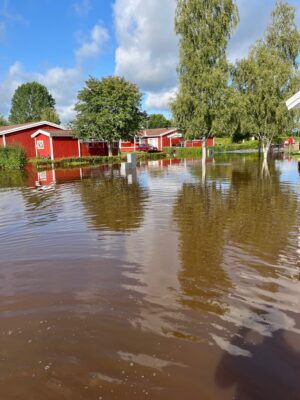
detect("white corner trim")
(142, 128), (179, 138)
(3, 134), (6, 146)
(50, 137), (54, 160)
(158, 128), (179, 137)
(78, 139), (81, 157)
(31, 129), (52, 138)
(1, 121), (63, 136)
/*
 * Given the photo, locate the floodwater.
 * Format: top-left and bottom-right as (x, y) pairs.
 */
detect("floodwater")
(0, 155), (300, 400)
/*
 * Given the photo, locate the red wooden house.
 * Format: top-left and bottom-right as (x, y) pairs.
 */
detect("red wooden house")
(120, 128), (215, 152)
(0, 121), (62, 158)
(0, 121), (118, 160)
(31, 128), (117, 159)
(121, 128), (183, 152)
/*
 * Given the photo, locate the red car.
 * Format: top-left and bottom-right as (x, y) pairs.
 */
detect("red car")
(136, 143), (159, 152)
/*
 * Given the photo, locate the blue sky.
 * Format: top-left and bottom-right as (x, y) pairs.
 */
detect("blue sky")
(0, 0), (299, 124)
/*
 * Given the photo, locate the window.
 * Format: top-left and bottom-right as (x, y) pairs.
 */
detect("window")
(36, 140), (44, 150)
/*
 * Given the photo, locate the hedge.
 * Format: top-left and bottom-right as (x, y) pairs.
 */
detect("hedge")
(0, 145), (27, 170)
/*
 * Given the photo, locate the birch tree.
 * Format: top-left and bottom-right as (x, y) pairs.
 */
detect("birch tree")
(171, 0), (239, 161)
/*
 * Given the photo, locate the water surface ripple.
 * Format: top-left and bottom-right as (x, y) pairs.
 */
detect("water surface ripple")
(0, 156), (300, 399)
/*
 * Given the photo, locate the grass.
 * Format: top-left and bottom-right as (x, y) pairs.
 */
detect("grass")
(176, 147), (202, 157)
(31, 151), (167, 169)
(0, 145), (27, 170)
(214, 140), (259, 152)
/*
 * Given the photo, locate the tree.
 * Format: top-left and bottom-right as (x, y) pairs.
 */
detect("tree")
(9, 82), (58, 124)
(232, 2), (300, 158)
(0, 114), (8, 126)
(72, 76), (145, 155)
(171, 0), (239, 160)
(40, 107), (61, 124)
(147, 114), (171, 129)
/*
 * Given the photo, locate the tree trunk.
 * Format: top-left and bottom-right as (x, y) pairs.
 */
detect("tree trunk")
(202, 136), (206, 181)
(202, 136), (207, 160)
(263, 141), (270, 160)
(108, 141), (113, 157)
(261, 157), (270, 179)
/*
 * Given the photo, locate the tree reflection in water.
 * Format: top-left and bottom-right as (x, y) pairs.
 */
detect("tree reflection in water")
(174, 156), (299, 327)
(79, 168), (148, 232)
(173, 179), (231, 314)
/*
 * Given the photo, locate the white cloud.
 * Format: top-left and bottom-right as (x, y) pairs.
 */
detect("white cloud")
(145, 88), (177, 111)
(76, 24), (109, 62)
(73, 0), (91, 17)
(114, 0), (178, 93)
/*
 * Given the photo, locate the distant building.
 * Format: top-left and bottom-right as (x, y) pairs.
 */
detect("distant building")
(121, 128), (183, 152)
(120, 128), (215, 152)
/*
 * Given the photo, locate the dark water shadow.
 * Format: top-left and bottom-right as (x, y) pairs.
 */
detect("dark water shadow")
(215, 327), (300, 400)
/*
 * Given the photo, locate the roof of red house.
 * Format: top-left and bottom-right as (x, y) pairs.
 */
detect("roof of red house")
(0, 121), (63, 135)
(138, 128), (179, 137)
(42, 129), (74, 138)
(0, 122), (34, 132)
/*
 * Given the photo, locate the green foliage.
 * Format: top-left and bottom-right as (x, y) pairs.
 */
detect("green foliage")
(0, 114), (8, 126)
(72, 76), (145, 147)
(231, 2), (300, 146)
(9, 82), (58, 124)
(146, 114), (171, 129)
(171, 0), (239, 139)
(40, 107), (61, 124)
(162, 147), (176, 156)
(175, 141), (259, 157)
(214, 140), (259, 152)
(0, 145), (27, 169)
(176, 147), (202, 158)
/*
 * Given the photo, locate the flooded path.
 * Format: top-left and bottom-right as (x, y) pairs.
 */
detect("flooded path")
(0, 155), (300, 399)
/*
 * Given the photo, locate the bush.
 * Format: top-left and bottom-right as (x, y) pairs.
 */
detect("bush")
(0, 145), (27, 169)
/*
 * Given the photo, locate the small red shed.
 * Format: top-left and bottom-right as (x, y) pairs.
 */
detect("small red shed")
(31, 129), (81, 159)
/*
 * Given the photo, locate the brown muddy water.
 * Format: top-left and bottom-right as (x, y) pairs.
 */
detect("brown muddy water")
(0, 155), (300, 400)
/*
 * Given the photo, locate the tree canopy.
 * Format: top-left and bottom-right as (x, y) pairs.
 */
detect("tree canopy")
(9, 82), (59, 124)
(147, 113), (171, 129)
(72, 76), (145, 152)
(231, 1), (300, 151)
(0, 114), (8, 126)
(171, 0), (239, 139)
(40, 107), (61, 125)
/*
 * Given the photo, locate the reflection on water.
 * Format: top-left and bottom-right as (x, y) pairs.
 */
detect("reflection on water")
(0, 155), (300, 399)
